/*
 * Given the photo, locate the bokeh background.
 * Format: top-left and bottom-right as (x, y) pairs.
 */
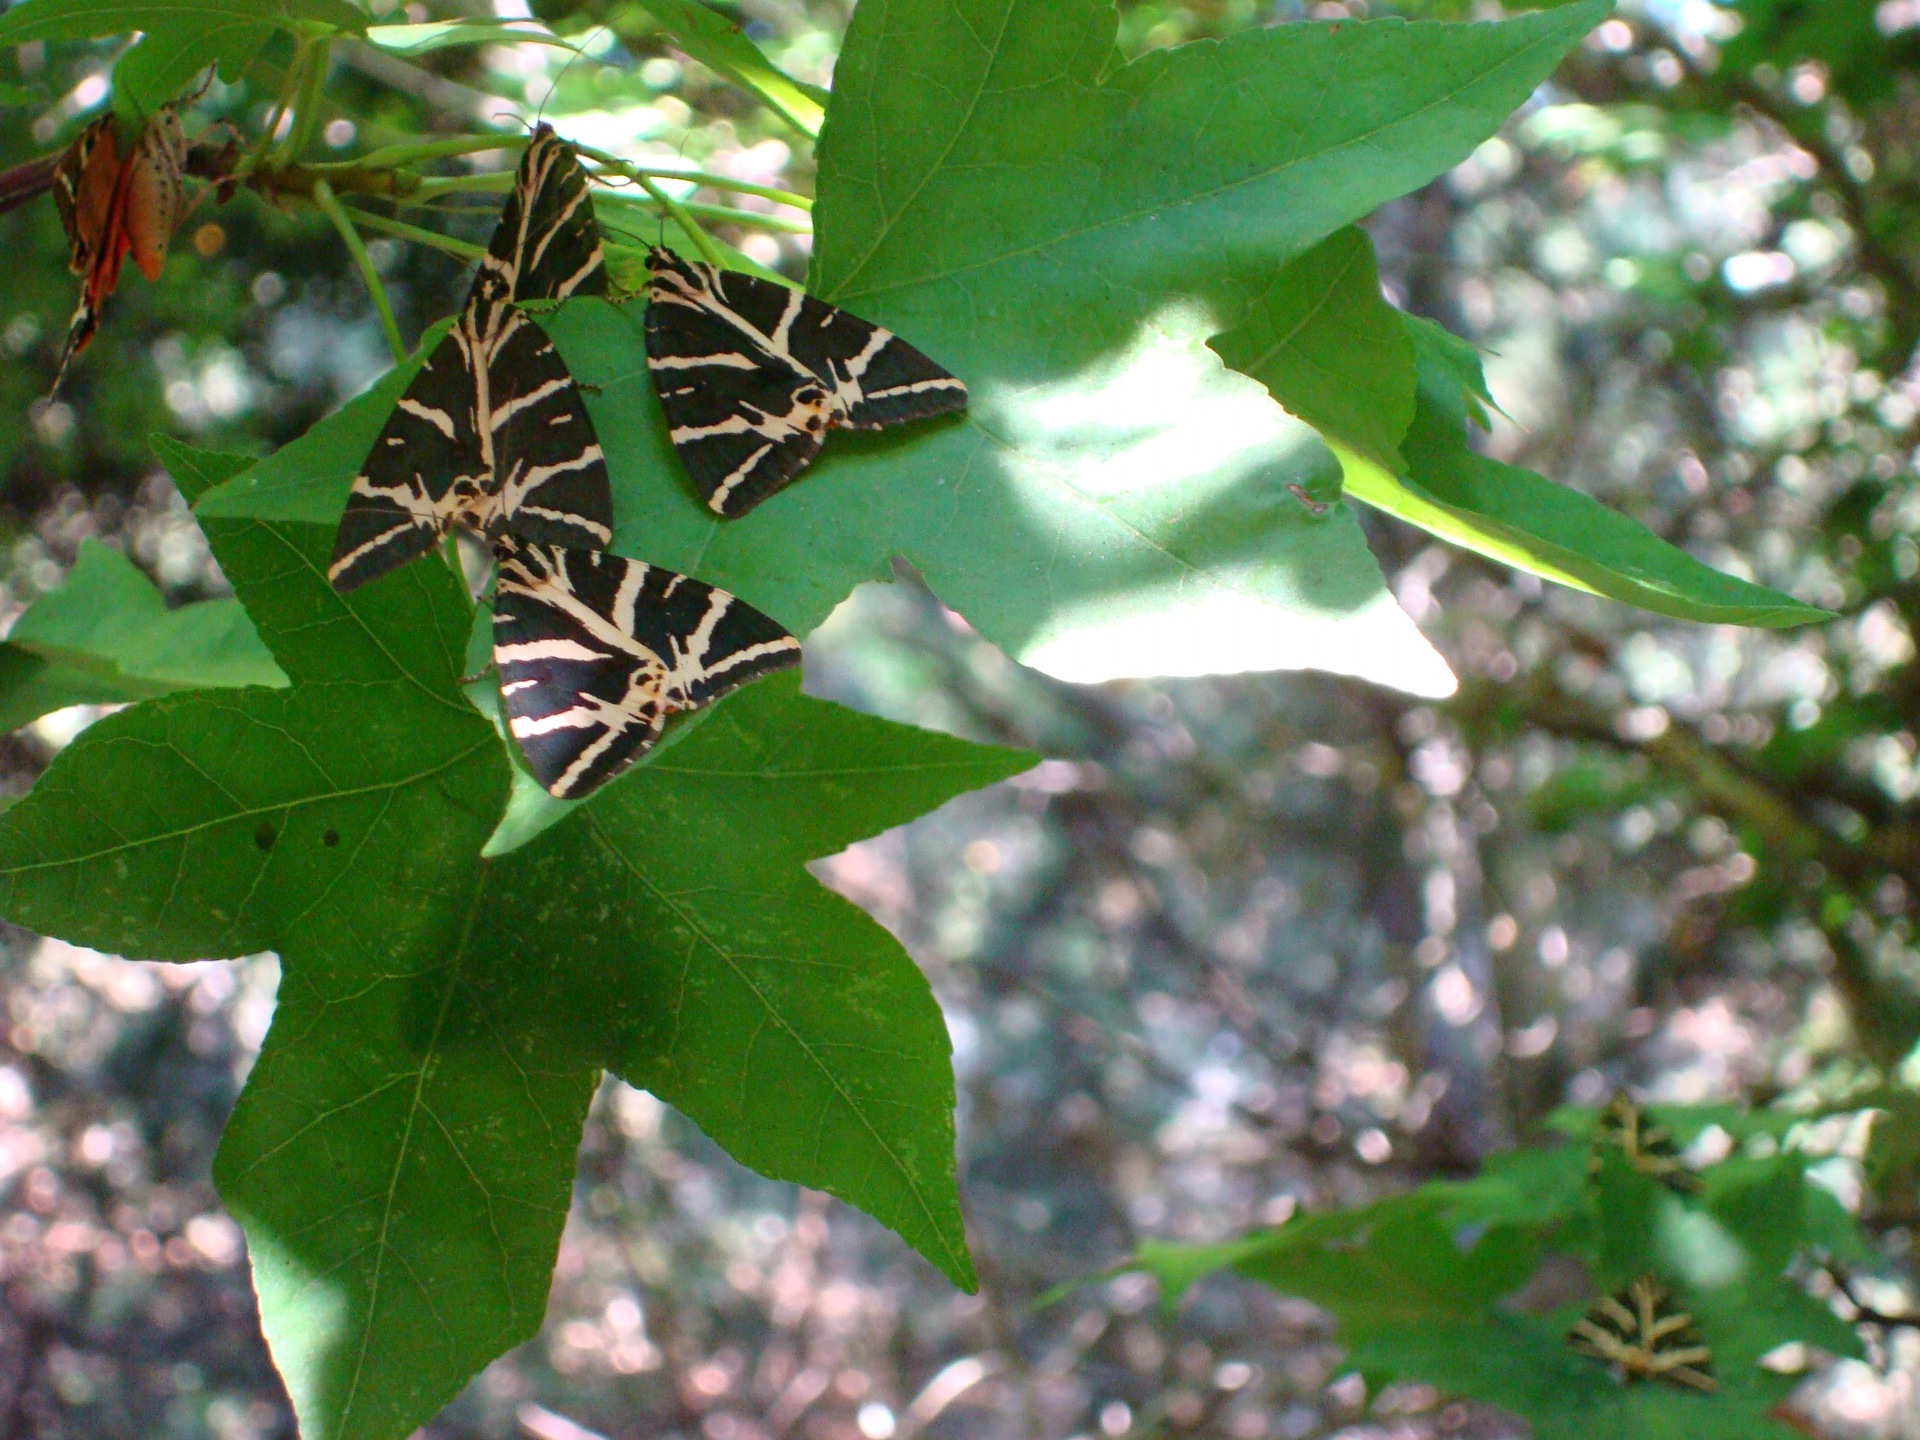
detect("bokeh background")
(2, 0), (1920, 1436)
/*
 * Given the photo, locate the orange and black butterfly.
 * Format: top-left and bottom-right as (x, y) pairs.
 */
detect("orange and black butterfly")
(48, 107), (188, 392)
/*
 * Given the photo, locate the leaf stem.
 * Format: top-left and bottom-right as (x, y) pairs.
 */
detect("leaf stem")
(312, 132), (532, 172)
(410, 172), (517, 199)
(597, 191), (811, 234)
(314, 180), (407, 365)
(250, 36), (311, 174)
(574, 144), (725, 266)
(412, 164), (811, 211)
(343, 204), (487, 261)
(589, 165), (812, 211)
(276, 37), (333, 166)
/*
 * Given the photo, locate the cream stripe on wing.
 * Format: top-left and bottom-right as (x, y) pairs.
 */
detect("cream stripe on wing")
(495, 637), (609, 664)
(396, 398), (458, 439)
(488, 375), (573, 432)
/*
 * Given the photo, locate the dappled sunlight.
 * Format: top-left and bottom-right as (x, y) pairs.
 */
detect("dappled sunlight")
(1022, 582), (1457, 694)
(962, 296), (1455, 692)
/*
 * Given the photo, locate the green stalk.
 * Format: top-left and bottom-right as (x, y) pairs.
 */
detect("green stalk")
(639, 172), (726, 266)
(343, 205), (487, 261)
(314, 133), (533, 172)
(596, 191), (812, 234)
(589, 165), (811, 211)
(574, 145), (726, 266)
(314, 181), (407, 365)
(413, 165), (812, 212)
(411, 172), (518, 200)
(249, 35), (311, 174)
(272, 37), (332, 168)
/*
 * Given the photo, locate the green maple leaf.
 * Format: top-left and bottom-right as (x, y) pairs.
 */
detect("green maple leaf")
(0, 537), (285, 734)
(628, 0), (827, 136)
(0, 0), (365, 42)
(1218, 225), (1829, 627)
(0, 441), (1030, 1440)
(1350, 1279), (1843, 1440)
(1126, 1155), (1864, 1440)
(200, 0), (1612, 700)
(0, 0), (369, 115)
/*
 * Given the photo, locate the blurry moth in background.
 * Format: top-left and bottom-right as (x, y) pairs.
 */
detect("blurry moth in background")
(1589, 1095), (1700, 1194)
(644, 244), (968, 517)
(1567, 1275), (1716, 1393)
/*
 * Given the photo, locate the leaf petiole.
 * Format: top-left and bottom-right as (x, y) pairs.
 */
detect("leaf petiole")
(274, 36), (334, 167)
(595, 190), (811, 234)
(341, 204), (487, 261)
(412, 165), (811, 212)
(312, 132), (533, 173)
(313, 180), (407, 365)
(574, 144), (727, 267)
(248, 35), (311, 175)
(589, 165), (811, 211)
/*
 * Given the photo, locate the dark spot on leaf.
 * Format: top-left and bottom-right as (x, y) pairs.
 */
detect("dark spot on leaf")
(255, 823), (275, 852)
(323, 829), (340, 848)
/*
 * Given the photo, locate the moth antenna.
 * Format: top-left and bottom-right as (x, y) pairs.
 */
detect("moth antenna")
(534, 37), (590, 129)
(661, 133), (695, 249)
(179, 65), (217, 108)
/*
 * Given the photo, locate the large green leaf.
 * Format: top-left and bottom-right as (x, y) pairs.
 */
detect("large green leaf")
(194, 321), (445, 527)
(1351, 1282), (1842, 1440)
(200, 1), (1617, 699)
(0, 0), (365, 42)
(1228, 1194), (1544, 1332)
(112, 17), (268, 115)
(0, 535), (285, 735)
(0, 444), (1028, 1440)
(1356, 1162), (1861, 1440)
(629, 0), (827, 136)
(1220, 227), (1828, 627)
(0, 0), (368, 114)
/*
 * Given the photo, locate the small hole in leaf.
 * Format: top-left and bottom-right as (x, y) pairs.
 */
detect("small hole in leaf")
(323, 829), (340, 848)
(255, 823), (275, 852)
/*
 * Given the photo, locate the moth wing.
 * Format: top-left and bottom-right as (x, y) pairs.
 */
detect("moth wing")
(475, 123), (606, 306)
(487, 308), (613, 552)
(784, 290), (969, 430)
(328, 327), (483, 591)
(493, 539), (798, 799)
(645, 251), (831, 516)
(53, 117), (119, 277)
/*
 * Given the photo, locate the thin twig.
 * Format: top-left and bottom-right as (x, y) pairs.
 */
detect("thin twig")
(313, 180), (406, 365)
(1826, 1263), (1920, 1331)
